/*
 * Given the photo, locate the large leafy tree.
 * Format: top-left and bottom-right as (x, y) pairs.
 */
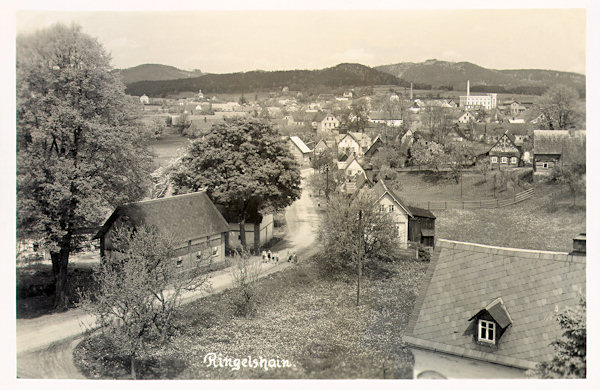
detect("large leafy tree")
(534, 85), (582, 130)
(170, 118), (302, 249)
(339, 99), (370, 132)
(17, 24), (153, 309)
(317, 192), (399, 276)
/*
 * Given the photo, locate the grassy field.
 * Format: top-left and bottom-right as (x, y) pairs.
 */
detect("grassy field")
(435, 188), (585, 252)
(392, 170), (529, 202)
(387, 170), (586, 251)
(74, 258), (429, 379)
(148, 129), (191, 169)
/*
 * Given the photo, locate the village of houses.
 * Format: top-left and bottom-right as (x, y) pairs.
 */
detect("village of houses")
(18, 79), (586, 380)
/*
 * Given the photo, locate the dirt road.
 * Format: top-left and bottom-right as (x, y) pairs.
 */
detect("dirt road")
(17, 168), (319, 378)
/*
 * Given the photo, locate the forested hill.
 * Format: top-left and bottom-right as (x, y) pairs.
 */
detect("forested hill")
(376, 59), (585, 96)
(125, 63), (405, 97)
(116, 64), (204, 85)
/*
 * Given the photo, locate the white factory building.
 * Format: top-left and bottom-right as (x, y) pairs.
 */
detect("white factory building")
(459, 80), (497, 111)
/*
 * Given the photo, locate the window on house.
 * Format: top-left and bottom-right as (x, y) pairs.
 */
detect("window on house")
(501, 157), (508, 164)
(176, 257), (183, 268)
(510, 157), (517, 164)
(388, 205), (394, 212)
(380, 204), (386, 212)
(478, 320), (496, 343)
(491, 156), (498, 163)
(212, 246), (220, 257)
(543, 162), (548, 168)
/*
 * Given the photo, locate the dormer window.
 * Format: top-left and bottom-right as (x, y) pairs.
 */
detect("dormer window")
(469, 297), (512, 346)
(478, 320), (496, 344)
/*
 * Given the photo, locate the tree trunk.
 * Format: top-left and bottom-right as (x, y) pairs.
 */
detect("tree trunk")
(131, 354), (136, 379)
(51, 244), (70, 310)
(239, 219), (247, 252)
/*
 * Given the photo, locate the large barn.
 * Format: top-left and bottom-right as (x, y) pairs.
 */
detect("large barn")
(95, 192), (230, 268)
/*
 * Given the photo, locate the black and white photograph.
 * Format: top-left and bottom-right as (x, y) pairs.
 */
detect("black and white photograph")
(4, 0), (597, 386)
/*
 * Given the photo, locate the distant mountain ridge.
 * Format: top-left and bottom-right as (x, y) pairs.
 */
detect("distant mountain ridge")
(121, 60), (585, 98)
(375, 59), (585, 94)
(125, 63), (404, 97)
(116, 64), (203, 85)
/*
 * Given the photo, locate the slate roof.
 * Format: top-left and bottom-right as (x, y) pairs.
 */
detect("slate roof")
(289, 136), (312, 154)
(95, 192), (230, 243)
(533, 130), (586, 155)
(404, 239), (586, 370)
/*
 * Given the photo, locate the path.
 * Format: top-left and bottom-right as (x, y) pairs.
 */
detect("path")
(16, 168), (319, 378)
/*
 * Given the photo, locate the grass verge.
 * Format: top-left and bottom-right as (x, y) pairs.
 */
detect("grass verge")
(74, 257), (429, 379)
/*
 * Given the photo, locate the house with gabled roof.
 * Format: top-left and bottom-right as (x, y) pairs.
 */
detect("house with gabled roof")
(487, 131), (522, 169)
(370, 180), (410, 249)
(337, 132), (363, 157)
(95, 192), (230, 268)
(533, 130), (586, 174)
(368, 180), (436, 249)
(313, 139), (336, 155)
(457, 111), (476, 124)
(288, 135), (312, 166)
(405, 238), (586, 379)
(369, 111), (403, 127)
(363, 135), (384, 160)
(349, 131), (372, 151)
(317, 113), (340, 131)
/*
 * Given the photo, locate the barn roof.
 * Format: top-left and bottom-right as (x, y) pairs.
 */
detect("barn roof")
(533, 130), (586, 155)
(406, 205), (436, 219)
(289, 136), (312, 154)
(404, 239), (585, 370)
(95, 192), (229, 242)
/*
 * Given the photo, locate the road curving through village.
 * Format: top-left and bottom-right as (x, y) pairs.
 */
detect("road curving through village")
(16, 169), (320, 379)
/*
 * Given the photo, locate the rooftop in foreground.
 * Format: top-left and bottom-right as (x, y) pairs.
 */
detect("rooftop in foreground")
(405, 238), (585, 370)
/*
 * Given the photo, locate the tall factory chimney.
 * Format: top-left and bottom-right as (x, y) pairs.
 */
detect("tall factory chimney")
(410, 83), (413, 100)
(467, 80), (470, 97)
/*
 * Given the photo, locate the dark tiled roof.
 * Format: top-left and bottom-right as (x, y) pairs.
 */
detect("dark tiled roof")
(406, 205), (436, 219)
(533, 130), (586, 155)
(405, 239), (586, 370)
(95, 192), (229, 242)
(364, 136), (384, 157)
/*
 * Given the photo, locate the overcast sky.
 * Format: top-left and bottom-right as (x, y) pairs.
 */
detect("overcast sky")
(15, 7), (586, 75)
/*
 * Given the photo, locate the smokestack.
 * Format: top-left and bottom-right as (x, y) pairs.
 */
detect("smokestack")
(467, 80), (470, 97)
(410, 83), (413, 100)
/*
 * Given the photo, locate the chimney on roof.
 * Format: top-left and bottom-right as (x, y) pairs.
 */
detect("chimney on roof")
(571, 233), (586, 255)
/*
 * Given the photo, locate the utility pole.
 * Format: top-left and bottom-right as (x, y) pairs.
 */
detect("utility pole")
(325, 165), (330, 200)
(357, 209), (362, 307)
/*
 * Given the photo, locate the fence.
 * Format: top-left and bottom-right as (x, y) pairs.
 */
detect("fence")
(410, 188), (534, 210)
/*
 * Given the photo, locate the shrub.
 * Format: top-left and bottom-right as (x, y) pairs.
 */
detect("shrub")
(229, 250), (262, 317)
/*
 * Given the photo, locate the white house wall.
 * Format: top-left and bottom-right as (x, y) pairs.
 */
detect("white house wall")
(411, 348), (527, 379)
(378, 194), (409, 248)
